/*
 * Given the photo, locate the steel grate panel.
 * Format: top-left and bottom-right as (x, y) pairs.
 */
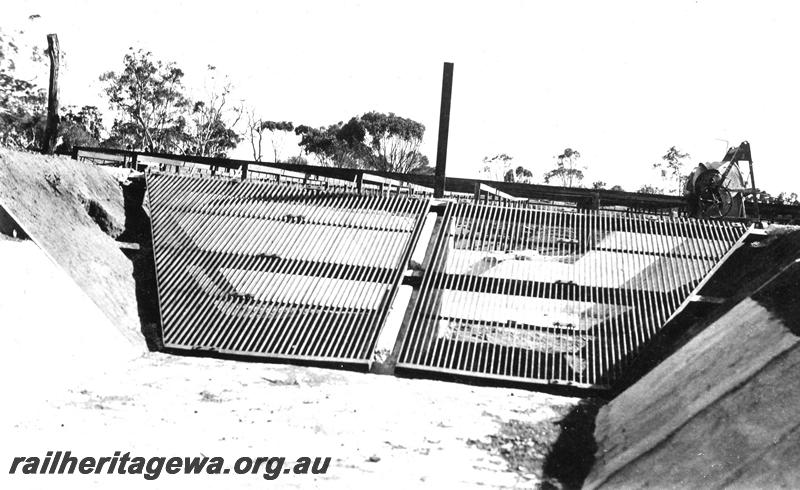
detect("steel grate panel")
(147, 172), (429, 364)
(397, 202), (747, 388)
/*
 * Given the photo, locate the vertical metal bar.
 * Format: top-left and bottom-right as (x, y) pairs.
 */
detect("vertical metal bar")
(572, 208), (583, 385)
(641, 215), (662, 342)
(586, 209), (599, 385)
(607, 211), (622, 381)
(434, 62), (454, 199)
(646, 215), (670, 333)
(613, 211), (632, 375)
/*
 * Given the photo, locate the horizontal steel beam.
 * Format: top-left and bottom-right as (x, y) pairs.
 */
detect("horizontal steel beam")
(431, 273), (676, 307)
(164, 247), (396, 282)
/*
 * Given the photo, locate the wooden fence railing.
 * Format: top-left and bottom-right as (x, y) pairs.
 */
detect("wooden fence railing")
(73, 146), (800, 221)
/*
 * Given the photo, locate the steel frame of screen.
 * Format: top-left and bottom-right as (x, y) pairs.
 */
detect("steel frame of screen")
(147, 172), (429, 366)
(395, 201), (746, 389)
(147, 173), (746, 388)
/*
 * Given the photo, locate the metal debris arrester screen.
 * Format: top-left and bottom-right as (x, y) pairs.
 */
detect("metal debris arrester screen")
(397, 202), (746, 388)
(147, 172), (429, 365)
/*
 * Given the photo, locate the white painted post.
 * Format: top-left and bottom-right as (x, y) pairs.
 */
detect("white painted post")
(409, 212), (438, 270)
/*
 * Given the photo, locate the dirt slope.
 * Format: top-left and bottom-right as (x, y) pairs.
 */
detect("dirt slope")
(0, 148), (142, 345)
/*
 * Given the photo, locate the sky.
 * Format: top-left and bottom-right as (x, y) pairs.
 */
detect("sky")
(5, 0), (800, 195)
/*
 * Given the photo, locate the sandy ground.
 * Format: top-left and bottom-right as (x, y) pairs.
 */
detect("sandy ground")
(0, 235), (583, 489)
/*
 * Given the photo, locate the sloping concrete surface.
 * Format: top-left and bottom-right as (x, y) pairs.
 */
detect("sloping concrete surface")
(585, 230), (800, 489)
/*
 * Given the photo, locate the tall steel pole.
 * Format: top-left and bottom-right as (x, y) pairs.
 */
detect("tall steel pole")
(434, 62), (454, 198)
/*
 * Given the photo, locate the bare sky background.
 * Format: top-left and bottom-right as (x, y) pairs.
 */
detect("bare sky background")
(5, 0), (800, 194)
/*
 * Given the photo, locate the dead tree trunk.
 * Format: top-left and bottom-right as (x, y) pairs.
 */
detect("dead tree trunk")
(43, 33), (60, 154)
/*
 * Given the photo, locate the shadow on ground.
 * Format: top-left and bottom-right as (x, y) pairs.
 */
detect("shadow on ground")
(541, 398), (602, 489)
(463, 397), (602, 489)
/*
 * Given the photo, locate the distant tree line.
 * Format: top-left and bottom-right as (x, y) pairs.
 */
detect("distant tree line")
(478, 144), (798, 205)
(246, 112), (433, 174)
(1, 27), (798, 195)
(0, 31), (432, 174)
(746, 190), (800, 206)
(0, 37), (244, 158)
(481, 148), (587, 187)
(242, 110), (434, 174)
